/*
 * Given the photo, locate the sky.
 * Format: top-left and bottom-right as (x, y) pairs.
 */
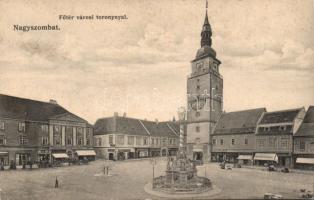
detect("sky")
(0, 0), (313, 123)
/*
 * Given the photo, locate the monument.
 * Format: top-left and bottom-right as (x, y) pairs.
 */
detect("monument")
(151, 107), (212, 194)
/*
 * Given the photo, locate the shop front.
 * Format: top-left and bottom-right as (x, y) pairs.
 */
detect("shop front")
(107, 149), (115, 160)
(75, 150), (96, 161)
(295, 156), (314, 170)
(254, 153), (278, 166)
(0, 152), (9, 166)
(168, 148), (178, 156)
(211, 152), (223, 162)
(37, 149), (51, 168)
(51, 152), (69, 166)
(149, 148), (161, 157)
(193, 148), (203, 165)
(136, 148), (149, 158)
(15, 151), (32, 166)
(237, 154), (253, 165)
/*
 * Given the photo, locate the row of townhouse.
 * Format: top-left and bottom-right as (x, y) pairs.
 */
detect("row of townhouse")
(0, 94), (95, 167)
(211, 106), (314, 169)
(93, 113), (180, 160)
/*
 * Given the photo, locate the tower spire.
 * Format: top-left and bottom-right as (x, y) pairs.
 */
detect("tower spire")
(201, 0), (212, 47)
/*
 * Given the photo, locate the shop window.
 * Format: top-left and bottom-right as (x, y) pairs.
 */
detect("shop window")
(18, 122), (25, 132)
(0, 121), (5, 130)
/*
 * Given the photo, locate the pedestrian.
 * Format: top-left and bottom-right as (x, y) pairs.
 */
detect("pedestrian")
(103, 166), (106, 175)
(55, 177), (59, 188)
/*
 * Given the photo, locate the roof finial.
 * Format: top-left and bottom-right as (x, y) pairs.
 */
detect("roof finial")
(206, 0), (208, 10)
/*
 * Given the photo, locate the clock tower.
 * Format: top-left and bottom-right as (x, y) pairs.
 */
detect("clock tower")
(186, 5), (223, 163)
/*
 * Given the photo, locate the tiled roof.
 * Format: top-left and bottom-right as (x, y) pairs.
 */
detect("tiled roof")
(93, 118), (116, 135)
(116, 117), (149, 136)
(213, 108), (266, 135)
(295, 106), (314, 136)
(259, 108), (302, 124)
(141, 121), (179, 138)
(257, 125), (293, 135)
(93, 116), (179, 138)
(0, 94), (82, 122)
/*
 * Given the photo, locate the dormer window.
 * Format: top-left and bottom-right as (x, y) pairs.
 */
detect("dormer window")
(279, 126), (286, 131)
(263, 127), (270, 132)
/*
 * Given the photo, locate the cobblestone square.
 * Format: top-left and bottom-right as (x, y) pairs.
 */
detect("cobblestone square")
(0, 159), (313, 200)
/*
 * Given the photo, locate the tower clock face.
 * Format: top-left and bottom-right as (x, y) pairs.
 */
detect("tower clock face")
(196, 61), (204, 71)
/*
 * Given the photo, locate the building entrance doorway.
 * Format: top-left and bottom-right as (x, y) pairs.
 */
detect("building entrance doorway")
(193, 152), (203, 161)
(15, 153), (31, 165)
(108, 153), (114, 160)
(161, 149), (167, 156)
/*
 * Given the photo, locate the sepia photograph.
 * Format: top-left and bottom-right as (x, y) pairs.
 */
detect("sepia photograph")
(0, 0), (314, 199)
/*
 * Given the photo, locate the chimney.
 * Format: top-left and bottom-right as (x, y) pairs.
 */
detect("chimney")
(49, 99), (58, 105)
(123, 112), (127, 117)
(172, 116), (176, 122)
(114, 112), (119, 117)
(155, 118), (158, 123)
(144, 118), (147, 121)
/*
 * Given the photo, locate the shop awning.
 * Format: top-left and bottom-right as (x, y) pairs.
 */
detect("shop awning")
(237, 155), (253, 160)
(0, 152), (8, 155)
(193, 149), (203, 152)
(52, 153), (69, 159)
(296, 158), (314, 164)
(76, 150), (96, 156)
(254, 153), (278, 163)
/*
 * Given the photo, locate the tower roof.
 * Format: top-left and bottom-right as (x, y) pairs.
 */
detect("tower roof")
(195, 1), (216, 60)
